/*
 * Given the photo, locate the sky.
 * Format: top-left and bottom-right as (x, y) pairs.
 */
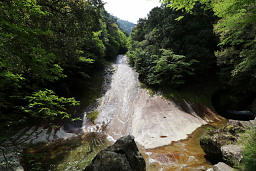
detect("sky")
(103, 0), (161, 24)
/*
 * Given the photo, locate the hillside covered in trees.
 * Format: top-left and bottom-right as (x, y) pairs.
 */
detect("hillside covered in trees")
(127, 0), (256, 114)
(0, 0), (127, 128)
(126, 1), (256, 169)
(116, 18), (136, 35)
(1, 0), (256, 170)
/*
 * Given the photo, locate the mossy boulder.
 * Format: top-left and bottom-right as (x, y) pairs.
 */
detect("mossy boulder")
(200, 121), (249, 167)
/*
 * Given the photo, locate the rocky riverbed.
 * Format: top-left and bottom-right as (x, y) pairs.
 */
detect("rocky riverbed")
(200, 119), (256, 169)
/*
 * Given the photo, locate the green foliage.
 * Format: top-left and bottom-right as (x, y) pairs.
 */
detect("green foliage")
(102, 12), (128, 59)
(240, 126), (256, 170)
(86, 110), (99, 123)
(23, 89), (80, 122)
(0, 0), (127, 127)
(116, 18), (136, 35)
(163, 0), (256, 92)
(213, 0), (256, 91)
(127, 5), (217, 88)
(155, 49), (197, 86)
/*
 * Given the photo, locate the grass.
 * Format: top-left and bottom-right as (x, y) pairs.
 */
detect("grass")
(240, 125), (256, 170)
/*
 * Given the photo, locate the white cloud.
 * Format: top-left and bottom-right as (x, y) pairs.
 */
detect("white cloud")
(103, 0), (161, 23)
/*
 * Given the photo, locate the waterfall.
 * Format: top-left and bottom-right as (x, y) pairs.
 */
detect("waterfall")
(82, 55), (211, 149)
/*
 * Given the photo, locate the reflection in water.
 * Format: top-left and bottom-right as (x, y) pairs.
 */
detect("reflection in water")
(139, 119), (226, 171)
(141, 125), (214, 171)
(22, 133), (110, 171)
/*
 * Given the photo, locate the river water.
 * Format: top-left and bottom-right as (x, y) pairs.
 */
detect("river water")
(81, 55), (225, 170)
(20, 54), (225, 170)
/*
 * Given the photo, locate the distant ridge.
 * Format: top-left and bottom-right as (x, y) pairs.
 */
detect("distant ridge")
(117, 19), (135, 35)
(111, 16), (135, 35)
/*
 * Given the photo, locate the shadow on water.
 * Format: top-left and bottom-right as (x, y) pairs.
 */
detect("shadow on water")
(63, 62), (116, 133)
(211, 87), (256, 121)
(22, 133), (111, 171)
(21, 57), (119, 171)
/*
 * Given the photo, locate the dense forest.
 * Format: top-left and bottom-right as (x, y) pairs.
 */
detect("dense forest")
(127, 0), (256, 114)
(0, 0), (127, 129)
(1, 0), (256, 170)
(127, 1), (256, 169)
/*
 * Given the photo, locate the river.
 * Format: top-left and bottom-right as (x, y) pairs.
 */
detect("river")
(20, 54), (225, 170)
(81, 54), (225, 170)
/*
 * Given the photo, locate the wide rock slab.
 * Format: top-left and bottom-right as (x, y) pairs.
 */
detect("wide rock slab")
(84, 135), (146, 171)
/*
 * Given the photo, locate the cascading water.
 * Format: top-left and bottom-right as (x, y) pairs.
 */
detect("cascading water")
(83, 54), (222, 149)
(17, 54), (224, 171)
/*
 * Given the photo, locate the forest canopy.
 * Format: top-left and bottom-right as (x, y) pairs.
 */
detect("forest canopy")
(127, 4), (218, 87)
(127, 0), (256, 114)
(161, 0), (256, 91)
(0, 0), (127, 127)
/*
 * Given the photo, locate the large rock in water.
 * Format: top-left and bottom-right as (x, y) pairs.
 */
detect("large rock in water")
(84, 135), (146, 171)
(200, 120), (255, 167)
(213, 162), (234, 171)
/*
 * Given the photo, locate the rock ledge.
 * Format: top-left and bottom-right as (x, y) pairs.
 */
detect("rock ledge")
(84, 135), (146, 171)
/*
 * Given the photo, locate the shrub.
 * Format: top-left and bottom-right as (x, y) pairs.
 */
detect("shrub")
(86, 110), (99, 123)
(22, 89), (80, 122)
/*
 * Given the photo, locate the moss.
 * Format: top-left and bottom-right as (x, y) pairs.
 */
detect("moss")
(22, 134), (109, 171)
(87, 110), (99, 123)
(205, 127), (215, 133)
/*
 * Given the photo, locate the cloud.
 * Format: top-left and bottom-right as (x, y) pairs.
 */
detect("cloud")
(103, 0), (160, 23)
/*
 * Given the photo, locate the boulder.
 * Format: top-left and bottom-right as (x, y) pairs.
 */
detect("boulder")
(221, 145), (243, 166)
(200, 121), (249, 167)
(84, 135), (146, 171)
(213, 162), (233, 171)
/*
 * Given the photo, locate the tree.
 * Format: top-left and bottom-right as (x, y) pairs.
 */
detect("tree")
(162, 0), (256, 92)
(127, 5), (217, 88)
(0, 0), (127, 127)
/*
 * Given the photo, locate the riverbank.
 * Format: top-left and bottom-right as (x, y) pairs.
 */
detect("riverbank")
(200, 119), (256, 170)
(1, 55), (237, 171)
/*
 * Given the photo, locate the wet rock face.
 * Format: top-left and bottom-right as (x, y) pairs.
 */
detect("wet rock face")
(84, 135), (146, 171)
(213, 162), (233, 171)
(200, 120), (252, 167)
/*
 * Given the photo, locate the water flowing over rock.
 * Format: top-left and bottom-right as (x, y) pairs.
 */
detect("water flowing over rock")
(85, 55), (222, 149)
(1, 127), (76, 171)
(84, 135), (146, 171)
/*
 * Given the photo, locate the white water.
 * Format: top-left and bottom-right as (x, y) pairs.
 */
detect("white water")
(83, 55), (214, 149)
(2, 55), (222, 171)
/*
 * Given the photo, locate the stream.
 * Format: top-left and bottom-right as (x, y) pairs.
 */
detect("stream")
(20, 55), (225, 171)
